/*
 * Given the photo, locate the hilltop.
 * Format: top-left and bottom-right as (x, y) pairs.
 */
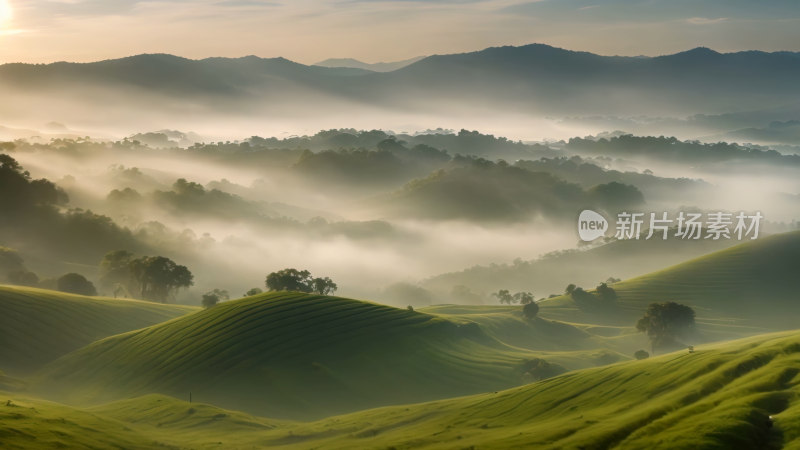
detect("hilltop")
(34, 292), (557, 420)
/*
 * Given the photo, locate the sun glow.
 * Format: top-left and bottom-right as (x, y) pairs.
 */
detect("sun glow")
(0, 1), (12, 27)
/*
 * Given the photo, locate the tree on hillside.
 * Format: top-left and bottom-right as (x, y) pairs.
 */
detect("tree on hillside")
(265, 268), (338, 295)
(570, 286), (593, 304)
(523, 301), (539, 319)
(265, 268), (313, 292)
(57, 273), (97, 296)
(245, 287), (263, 297)
(0, 246), (39, 286)
(129, 256), (193, 302)
(7, 269), (39, 287)
(99, 250), (135, 297)
(634, 350), (650, 360)
(514, 291), (535, 304)
(493, 289), (515, 304)
(202, 289), (229, 308)
(636, 302), (696, 354)
(565, 284), (576, 295)
(595, 282), (618, 303)
(312, 277), (338, 295)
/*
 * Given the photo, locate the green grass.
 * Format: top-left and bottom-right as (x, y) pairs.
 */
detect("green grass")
(0, 285), (196, 375)
(538, 230), (800, 330)
(420, 231), (800, 375)
(34, 292), (557, 420)
(4, 329), (800, 449)
(269, 329), (800, 449)
(421, 304), (634, 367)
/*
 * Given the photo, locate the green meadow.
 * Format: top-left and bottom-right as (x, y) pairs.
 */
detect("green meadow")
(3, 329), (800, 449)
(2, 231), (799, 448)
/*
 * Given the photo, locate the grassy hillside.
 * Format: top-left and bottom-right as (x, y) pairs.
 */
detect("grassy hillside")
(422, 304), (643, 358)
(420, 232), (799, 363)
(5, 329), (800, 449)
(538, 231), (800, 330)
(34, 292), (557, 420)
(260, 329), (800, 449)
(0, 285), (196, 375)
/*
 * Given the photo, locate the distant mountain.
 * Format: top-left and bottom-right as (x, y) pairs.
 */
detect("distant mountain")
(314, 56), (425, 72)
(3, 44), (800, 124)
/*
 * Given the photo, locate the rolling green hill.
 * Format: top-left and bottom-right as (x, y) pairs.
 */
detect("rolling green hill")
(538, 230), (800, 330)
(0, 285), (196, 375)
(259, 328), (800, 449)
(5, 329), (800, 449)
(34, 292), (559, 420)
(419, 232), (799, 363)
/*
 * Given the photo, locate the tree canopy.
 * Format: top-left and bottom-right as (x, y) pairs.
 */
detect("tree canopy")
(636, 302), (696, 353)
(129, 256), (194, 302)
(56, 273), (97, 296)
(265, 268), (337, 295)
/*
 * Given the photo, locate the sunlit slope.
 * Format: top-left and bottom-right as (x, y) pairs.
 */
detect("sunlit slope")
(0, 393), (158, 450)
(35, 292), (545, 420)
(540, 230), (800, 329)
(0, 285), (196, 375)
(7, 330), (800, 449)
(263, 329), (800, 449)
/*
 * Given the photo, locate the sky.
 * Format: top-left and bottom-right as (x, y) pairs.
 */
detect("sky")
(1, 0), (799, 65)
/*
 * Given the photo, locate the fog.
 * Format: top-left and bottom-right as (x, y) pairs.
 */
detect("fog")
(2, 122), (796, 309)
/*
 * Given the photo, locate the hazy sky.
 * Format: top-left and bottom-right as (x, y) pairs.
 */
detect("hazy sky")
(1, 0), (799, 64)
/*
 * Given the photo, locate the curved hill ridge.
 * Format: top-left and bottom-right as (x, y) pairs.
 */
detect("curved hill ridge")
(540, 230), (800, 329)
(0, 285), (196, 375)
(35, 292), (547, 420)
(5, 328), (800, 449)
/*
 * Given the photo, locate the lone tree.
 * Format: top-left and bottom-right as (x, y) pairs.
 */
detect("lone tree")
(595, 282), (618, 303)
(634, 350), (650, 360)
(245, 287), (263, 297)
(265, 268), (338, 295)
(201, 289), (229, 308)
(129, 256), (193, 302)
(57, 273), (97, 296)
(636, 302), (696, 354)
(565, 284), (577, 295)
(523, 301), (539, 319)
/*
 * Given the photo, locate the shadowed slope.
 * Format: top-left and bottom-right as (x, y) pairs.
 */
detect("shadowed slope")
(0, 285), (196, 375)
(35, 292), (547, 420)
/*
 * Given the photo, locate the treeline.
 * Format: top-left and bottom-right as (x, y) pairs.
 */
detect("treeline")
(567, 134), (800, 165)
(0, 152), (147, 265)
